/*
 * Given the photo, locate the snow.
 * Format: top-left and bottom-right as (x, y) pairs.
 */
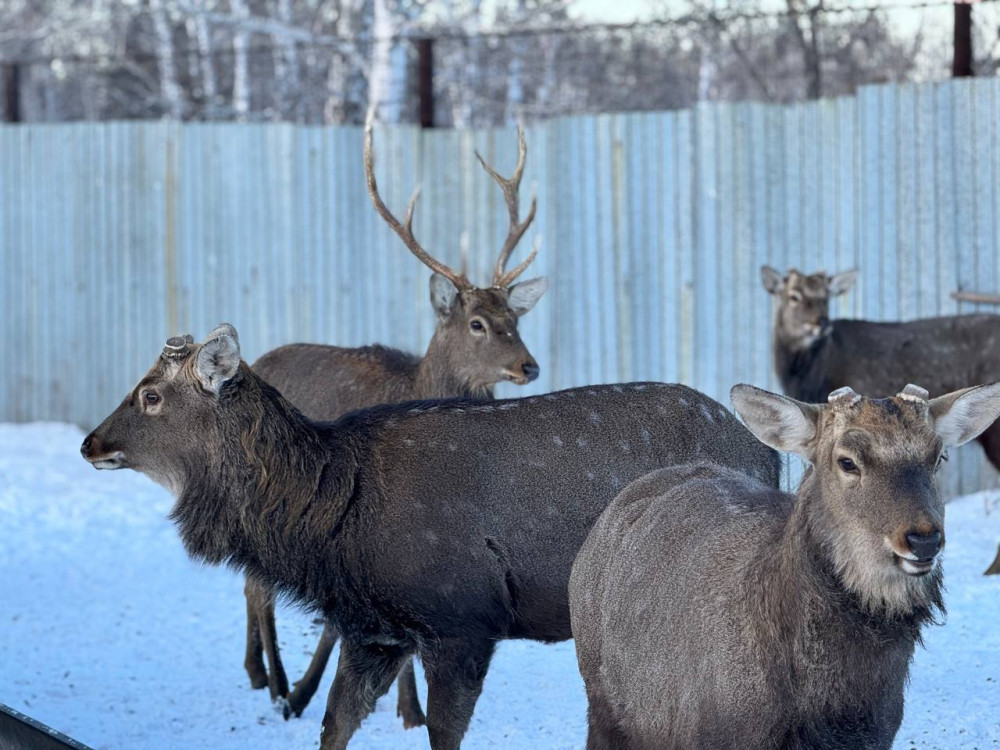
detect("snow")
(2, 422), (998, 749)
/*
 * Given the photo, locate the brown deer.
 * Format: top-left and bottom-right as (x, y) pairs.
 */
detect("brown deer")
(763, 267), (1000, 576)
(571, 382), (1000, 749)
(81, 323), (779, 750)
(762, 266), (1000, 472)
(243, 124), (549, 724)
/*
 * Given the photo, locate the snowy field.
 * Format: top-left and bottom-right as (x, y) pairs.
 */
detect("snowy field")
(2, 422), (999, 750)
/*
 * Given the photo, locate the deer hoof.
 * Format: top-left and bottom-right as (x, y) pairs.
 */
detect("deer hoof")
(247, 672), (269, 690)
(398, 709), (426, 730)
(274, 696), (291, 718)
(282, 696), (305, 721)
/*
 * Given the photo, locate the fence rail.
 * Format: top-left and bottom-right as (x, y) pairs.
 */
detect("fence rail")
(3, 78), (999, 496)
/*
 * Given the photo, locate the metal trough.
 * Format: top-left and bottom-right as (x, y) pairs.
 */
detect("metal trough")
(0, 704), (92, 750)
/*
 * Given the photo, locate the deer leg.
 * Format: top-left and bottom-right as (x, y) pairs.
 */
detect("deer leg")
(422, 638), (496, 750)
(395, 657), (426, 729)
(318, 636), (413, 750)
(985, 543), (1000, 576)
(243, 578), (269, 690)
(584, 685), (629, 750)
(256, 594), (290, 702)
(284, 623), (339, 719)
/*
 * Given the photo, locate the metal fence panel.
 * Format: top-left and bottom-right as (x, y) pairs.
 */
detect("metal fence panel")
(3, 79), (1000, 496)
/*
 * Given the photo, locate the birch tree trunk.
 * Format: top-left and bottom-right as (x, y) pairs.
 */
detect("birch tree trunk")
(272, 0), (300, 119)
(150, 0), (183, 118)
(191, 12), (218, 116)
(504, 0), (527, 125)
(230, 0), (250, 120)
(368, 0), (406, 123)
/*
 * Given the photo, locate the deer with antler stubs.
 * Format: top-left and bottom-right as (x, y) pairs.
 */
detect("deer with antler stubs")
(82, 323), (779, 750)
(241, 123), (548, 724)
(571, 381), (1000, 749)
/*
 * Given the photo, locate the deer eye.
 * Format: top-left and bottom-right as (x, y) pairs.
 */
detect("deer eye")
(469, 319), (486, 333)
(936, 452), (949, 472)
(837, 457), (859, 474)
(144, 391), (161, 406)
(788, 291), (803, 304)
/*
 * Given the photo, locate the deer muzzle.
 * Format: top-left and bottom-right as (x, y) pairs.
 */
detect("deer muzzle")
(887, 524), (944, 576)
(80, 432), (126, 470)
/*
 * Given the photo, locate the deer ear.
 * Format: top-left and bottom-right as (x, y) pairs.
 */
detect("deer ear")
(827, 269), (858, 297)
(429, 273), (459, 320)
(507, 277), (548, 317)
(731, 384), (819, 459)
(931, 382), (1000, 448)
(195, 324), (241, 395)
(761, 266), (784, 295)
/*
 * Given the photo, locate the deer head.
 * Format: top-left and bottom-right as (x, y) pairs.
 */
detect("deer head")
(365, 120), (546, 387)
(761, 266), (858, 350)
(732, 381), (1000, 614)
(80, 325), (244, 495)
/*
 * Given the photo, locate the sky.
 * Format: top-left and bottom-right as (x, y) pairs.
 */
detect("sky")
(572, 0), (659, 22)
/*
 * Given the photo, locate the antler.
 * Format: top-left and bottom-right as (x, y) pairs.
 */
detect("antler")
(162, 334), (194, 360)
(476, 126), (538, 288)
(897, 384), (930, 404)
(364, 118), (473, 291)
(828, 387), (861, 410)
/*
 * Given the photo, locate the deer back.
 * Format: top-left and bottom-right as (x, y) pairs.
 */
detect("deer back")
(252, 343), (429, 422)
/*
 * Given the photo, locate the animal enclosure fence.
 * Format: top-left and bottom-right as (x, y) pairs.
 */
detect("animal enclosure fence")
(2, 78), (999, 496)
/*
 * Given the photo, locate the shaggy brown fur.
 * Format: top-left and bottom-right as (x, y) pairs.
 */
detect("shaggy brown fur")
(571, 382), (1000, 749)
(82, 325), (779, 750)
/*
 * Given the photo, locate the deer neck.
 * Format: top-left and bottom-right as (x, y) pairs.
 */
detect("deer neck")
(746, 475), (934, 714)
(759, 472), (936, 648)
(169, 376), (357, 593)
(415, 330), (494, 401)
(772, 327), (831, 401)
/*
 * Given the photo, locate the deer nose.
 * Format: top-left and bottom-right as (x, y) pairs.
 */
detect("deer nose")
(80, 433), (95, 457)
(521, 362), (540, 382)
(905, 530), (942, 562)
(818, 316), (831, 330)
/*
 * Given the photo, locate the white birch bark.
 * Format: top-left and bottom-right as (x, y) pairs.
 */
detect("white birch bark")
(271, 0), (300, 119)
(150, 0), (183, 118)
(368, 0), (406, 123)
(230, 0), (250, 120)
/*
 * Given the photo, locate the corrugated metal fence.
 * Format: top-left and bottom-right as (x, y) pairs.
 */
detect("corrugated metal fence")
(2, 79), (999, 495)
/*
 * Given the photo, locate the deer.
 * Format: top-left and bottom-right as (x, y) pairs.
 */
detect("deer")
(81, 323), (779, 750)
(241, 124), (548, 725)
(762, 266), (1000, 576)
(761, 266), (1000, 470)
(570, 381), (1000, 750)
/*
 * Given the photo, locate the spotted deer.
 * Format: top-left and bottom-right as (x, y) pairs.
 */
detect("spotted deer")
(243, 125), (548, 724)
(571, 382), (1000, 749)
(81, 323), (779, 750)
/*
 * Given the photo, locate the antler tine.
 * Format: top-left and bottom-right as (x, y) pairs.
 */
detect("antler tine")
(496, 235), (541, 288)
(364, 118), (472, 290)
(476, 126), (538, 287)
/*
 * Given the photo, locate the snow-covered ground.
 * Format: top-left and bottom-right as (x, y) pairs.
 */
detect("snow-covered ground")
(1, 422), (998, 750)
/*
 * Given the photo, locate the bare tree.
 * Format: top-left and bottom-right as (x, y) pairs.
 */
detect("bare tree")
(787, 0), (823, 99)
(150, 0), (184, 118)
(369, 0), (409, 122)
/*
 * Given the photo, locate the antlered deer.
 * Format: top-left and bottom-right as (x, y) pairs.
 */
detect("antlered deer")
(571, 382), (1000, 749)
(81, 324), (778, 750)
(243, 124), (548, 724)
